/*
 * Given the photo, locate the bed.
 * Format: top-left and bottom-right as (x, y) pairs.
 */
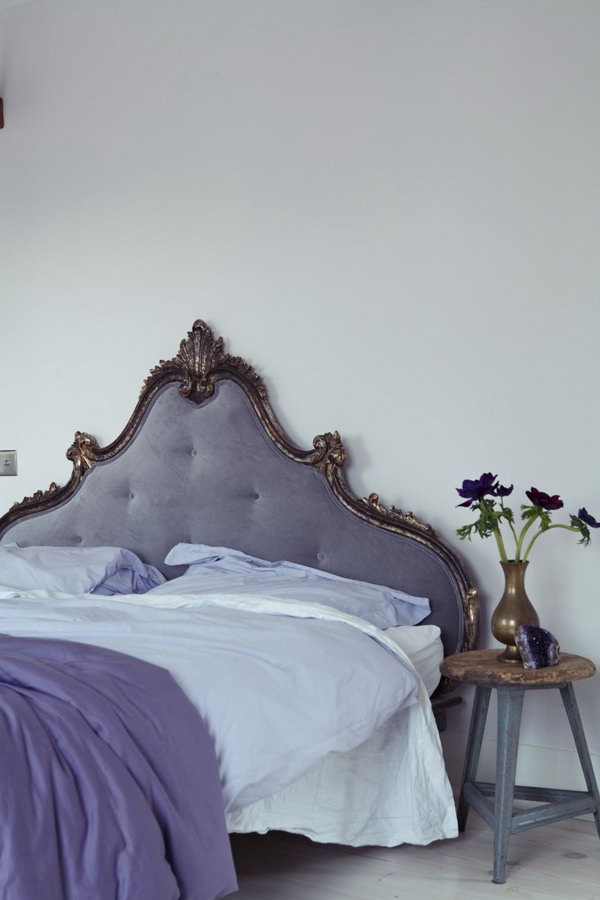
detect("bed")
(0, 320), (479, 898)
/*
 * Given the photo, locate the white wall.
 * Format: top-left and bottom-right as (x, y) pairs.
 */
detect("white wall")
(2, 0), (600, 791)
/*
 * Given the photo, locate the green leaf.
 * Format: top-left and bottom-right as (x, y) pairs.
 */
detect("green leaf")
(537, 509), (552, 532)
(456, 498), (503, 542)
(520, 505), (540, 521)
(456, 523), (477, 541)
(570, 515), (591, 546)
(520, 504), (552, 530)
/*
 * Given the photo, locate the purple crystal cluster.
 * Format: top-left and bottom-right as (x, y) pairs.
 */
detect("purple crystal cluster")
(515, 625), (560, 669)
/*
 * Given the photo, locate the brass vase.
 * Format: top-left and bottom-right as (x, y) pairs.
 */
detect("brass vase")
(491, 560), (540, 663)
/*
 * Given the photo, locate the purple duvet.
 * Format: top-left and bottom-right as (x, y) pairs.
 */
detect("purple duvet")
(0, 633), (237, 900)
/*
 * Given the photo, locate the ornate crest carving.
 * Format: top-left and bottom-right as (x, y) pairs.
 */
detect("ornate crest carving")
(146, 319), (267, 403)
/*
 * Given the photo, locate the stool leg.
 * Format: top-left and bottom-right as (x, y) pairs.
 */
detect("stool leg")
(457, 685), (491, 831)
(493, 688), (524, 885)
(560, 683), (600, 840)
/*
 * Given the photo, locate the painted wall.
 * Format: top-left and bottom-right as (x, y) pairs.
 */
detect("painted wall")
(2, 0), (600, 790)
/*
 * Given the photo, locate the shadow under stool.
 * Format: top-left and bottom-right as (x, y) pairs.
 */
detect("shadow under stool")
(440, 649), (600, 884)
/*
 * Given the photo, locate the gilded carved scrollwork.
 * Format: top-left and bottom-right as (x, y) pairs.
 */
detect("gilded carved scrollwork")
(66, 432), (99, 471)
(11, 482), (60, 510)
(358, 493), (433, 533)
(309, 431), (346, 478)
(465, 587), (480, 652)
(146, 319), (267, 404)
(6, 431), (100, 522)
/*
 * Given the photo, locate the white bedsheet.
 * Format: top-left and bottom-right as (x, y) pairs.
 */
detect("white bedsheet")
(0, 588), (456, 847)
(227, 623), (455, 847)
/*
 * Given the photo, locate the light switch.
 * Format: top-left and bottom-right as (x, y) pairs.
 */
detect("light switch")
(0, 450), (17, 476)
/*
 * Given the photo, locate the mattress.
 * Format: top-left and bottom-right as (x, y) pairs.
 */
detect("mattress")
(385, 623), (443, 696)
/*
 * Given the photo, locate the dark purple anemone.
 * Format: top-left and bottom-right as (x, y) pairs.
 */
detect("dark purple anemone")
(526, 487), (564, 511)
(577, 508), (600, 529)
(496, 483), (514, 498)
(456, 472), (498, 507)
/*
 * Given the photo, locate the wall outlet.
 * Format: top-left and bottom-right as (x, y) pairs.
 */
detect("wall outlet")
(0, 450), (17, 476)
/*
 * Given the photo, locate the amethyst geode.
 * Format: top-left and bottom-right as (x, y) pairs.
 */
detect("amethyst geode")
(515, 625), (560, 669)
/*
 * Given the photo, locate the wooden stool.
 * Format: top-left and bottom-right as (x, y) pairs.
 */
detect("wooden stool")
(440, 650), (600, 884)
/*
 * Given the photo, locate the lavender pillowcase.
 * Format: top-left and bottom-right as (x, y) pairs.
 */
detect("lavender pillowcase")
(0, 544), (165, 595)
(149, 543), (431, 629)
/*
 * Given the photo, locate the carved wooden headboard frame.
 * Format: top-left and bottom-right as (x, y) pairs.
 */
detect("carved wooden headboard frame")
(0, 320), (479, 668)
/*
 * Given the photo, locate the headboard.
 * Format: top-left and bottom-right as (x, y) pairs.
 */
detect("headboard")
(0, 320), (478, 661)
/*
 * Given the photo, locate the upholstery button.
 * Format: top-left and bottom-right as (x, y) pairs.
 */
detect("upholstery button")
(191, 449), (198, 457)
(317, 552), (325, 561)
(128, 492), (135, 501)
(253, 492), (260, 500)
(75, 536), (82, 544)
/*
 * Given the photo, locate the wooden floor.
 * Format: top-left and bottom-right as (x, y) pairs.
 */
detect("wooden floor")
(230, 814), (600, 899)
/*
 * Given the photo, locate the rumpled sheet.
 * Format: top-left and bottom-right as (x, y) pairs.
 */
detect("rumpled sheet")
(0, 590), (422, 813)
(228, 625), (456, 847)
(0, 589), (456, 853)
(0, 633), (236, 900)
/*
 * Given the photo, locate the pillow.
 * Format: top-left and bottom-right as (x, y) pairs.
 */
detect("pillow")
(147, 543), (430, 628)
(0, 544), (165, 595)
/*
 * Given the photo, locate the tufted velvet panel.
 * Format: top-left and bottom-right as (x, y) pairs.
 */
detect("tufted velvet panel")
(1, 381), (464, 655)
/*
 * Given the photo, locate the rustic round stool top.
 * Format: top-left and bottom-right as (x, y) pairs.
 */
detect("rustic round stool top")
(440, 649), (596, 687)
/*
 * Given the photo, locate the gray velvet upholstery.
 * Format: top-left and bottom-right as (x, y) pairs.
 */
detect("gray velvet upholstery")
(1, 382), (464, 655)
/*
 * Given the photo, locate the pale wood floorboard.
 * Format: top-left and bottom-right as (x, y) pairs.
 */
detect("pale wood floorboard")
(230, 814), (600, 899)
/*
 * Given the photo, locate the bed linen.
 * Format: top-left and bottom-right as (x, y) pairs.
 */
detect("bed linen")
(0, 632), (236, 900)
(0, 589), (421, 815)
(154, 543), (431, 627)
(228, 623), (455, 847)
(0, 587), (456, 851)
(0, 544), (165, 594)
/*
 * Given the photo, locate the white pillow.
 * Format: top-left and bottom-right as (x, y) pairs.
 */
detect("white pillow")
(0, 544), (165, 595)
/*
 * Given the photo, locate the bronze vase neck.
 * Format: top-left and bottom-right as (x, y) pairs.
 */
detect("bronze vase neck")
(492, 560), (540, 663)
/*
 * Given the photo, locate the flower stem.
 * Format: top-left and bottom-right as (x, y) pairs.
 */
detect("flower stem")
(493, 525), (509, 563)
(501, 499), (520, 556)
(522, 524), (580, 561)
(514, 515), (538, 561)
